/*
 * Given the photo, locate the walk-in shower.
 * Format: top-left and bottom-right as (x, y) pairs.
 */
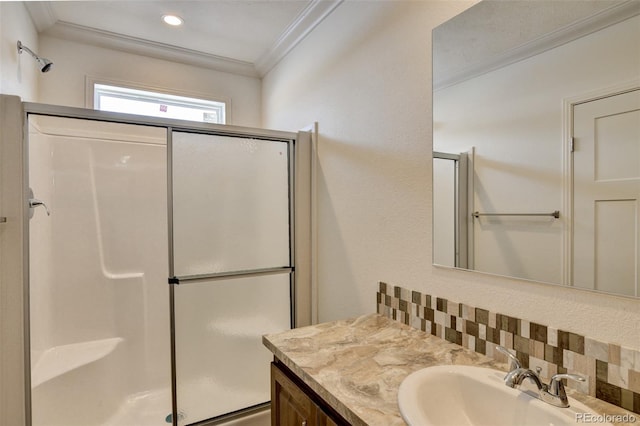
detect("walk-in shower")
(23, 103), (308, 426)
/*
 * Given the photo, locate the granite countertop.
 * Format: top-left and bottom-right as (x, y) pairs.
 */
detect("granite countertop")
(263, 313), (636, 426)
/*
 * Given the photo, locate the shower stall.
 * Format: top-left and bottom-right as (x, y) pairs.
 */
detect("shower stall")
(21, 101), (309, 426)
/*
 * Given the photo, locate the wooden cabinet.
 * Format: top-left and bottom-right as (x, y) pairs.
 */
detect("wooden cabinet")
(271, 361), (346, 426)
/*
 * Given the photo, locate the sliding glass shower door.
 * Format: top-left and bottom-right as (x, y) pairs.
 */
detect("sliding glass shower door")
(169, 131), (294, 424)
(27, 114), (172, 426)
(23, 102), (301, 426)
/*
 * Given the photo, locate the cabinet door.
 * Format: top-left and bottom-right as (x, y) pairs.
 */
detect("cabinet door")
(316, 411), (338, 426)
(271, 363), (313, 426)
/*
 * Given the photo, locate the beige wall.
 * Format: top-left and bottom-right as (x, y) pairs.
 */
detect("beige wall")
(262, 0), (640, 349)
(0, 2), (39, 100)
(37, 36), (262, 127)
(0, 4), (38, 425)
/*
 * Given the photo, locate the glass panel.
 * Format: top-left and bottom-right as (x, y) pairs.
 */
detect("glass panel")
(433, 158), (457, 267)
(28, 115), (171, 426)
(172, 132), (291, 277)
(174, 274), (291, 424)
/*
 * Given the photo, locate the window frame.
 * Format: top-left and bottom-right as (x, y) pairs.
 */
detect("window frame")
(86, 77), (229, 124)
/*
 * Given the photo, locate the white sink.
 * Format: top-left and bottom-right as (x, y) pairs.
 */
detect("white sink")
(398, 365), (610, 426)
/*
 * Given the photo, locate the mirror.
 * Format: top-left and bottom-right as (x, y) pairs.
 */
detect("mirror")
(432, 0), (640, 298)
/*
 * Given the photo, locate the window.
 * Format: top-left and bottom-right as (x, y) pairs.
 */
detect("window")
(94, 84), (226, 124)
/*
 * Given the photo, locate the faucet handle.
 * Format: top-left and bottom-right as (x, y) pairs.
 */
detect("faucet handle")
(549, 373), (586, 390)
(547, 373), (586, 407)
(496, 346), (522, 372)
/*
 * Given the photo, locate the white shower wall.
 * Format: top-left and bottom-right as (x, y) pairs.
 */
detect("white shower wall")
(28, 116), (171, 425)
(27, 114), (289, 426)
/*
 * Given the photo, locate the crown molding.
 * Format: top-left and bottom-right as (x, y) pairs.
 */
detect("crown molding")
(255, 0), (343, 76)
(434, 0), (640, 91)
(26, 0), (343, 79)
(23, 1), (57, 32)
(43, 21), (259, 78)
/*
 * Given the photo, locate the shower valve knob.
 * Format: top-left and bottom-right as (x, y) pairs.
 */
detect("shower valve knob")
(28, 188), (51, 218)
(29, 198), (51, 216)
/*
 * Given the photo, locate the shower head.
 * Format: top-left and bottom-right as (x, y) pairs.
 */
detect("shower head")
(17, 41), (54, 73)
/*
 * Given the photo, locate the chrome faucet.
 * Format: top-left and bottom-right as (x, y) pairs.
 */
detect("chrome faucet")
(496, 346), (585, 408)
(496, 345), (521, 371)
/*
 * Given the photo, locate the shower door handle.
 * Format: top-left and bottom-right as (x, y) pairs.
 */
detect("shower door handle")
(28, 188), (51, 218)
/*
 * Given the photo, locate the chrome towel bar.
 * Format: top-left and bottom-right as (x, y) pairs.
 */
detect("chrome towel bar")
(472, 211), (560, 219)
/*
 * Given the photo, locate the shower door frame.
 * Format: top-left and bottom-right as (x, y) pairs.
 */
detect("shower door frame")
(21, 102), (305, 426)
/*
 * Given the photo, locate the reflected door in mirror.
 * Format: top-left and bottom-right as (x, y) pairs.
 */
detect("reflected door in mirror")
(573, 89), (640, 297)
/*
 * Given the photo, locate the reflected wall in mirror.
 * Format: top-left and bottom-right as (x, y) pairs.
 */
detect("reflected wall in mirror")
(432, 0), (640, 298)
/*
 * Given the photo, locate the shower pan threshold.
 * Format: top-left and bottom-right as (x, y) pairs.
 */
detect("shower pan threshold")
(31, 337), (124, 388)
(104, 385), (270, 426)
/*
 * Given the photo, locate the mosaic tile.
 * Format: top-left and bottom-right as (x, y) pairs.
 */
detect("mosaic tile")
(622, 388), (635, 411)
(608, 364), (629, 389)
(499, 330), (513, 349)
(479, 324), (488, 341)
(621, 346), (636, 370)
(610, 344), (621, 366)
(547, 327), (558, 347)
(586, 337), (609, 362)
(461, 304), (475, 321)
(520, 319), (530, 339)
(376, 282), (640, 415)
(597, 359), (609, 382)
(514, 334), (528, 354)
(530, 322), (547, 343)
(630, 369), (640, 393)
(532, 340), (545, 360)
(466, 320), (479, 338)
(544, 344), (561, 366)
(445, 327), (462, 346)
(424, 307), (434, 322)
(558, 330), (570, 350)
(476, 338), (486, 355)
(475, 308), (489, 325)
(569, 332), (585, 355)
(489, 312), (497, 328)
(468, 335), (476, 352)
(597, 380), (622, 407)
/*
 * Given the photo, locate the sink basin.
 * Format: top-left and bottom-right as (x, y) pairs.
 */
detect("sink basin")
(398, 365), (610, 426)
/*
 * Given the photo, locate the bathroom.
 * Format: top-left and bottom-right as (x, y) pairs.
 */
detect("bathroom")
(1, 0), (638, 425)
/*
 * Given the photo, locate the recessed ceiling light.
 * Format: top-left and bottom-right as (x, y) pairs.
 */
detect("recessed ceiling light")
(162, 15), (183, 26)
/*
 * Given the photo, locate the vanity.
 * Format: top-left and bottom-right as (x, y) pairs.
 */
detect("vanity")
(263, 314), (636, 425)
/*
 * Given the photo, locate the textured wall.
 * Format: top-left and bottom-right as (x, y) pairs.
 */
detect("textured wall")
(37, 37), (262, 128)
(0, 2), (39, 101)
(262, 0), (640, 349)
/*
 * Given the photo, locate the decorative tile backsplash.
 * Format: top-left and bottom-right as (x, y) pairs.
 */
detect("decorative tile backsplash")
(377, 282), (640, 414)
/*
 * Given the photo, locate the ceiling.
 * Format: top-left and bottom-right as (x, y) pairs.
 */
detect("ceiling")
(433, 0), (640, 89)
(25, 0), (343, 77)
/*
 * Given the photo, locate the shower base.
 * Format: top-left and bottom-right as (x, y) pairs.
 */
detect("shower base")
(103, 384), (269, 426)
